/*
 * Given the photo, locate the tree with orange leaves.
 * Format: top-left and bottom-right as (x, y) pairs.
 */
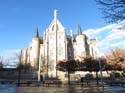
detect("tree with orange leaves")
(105, 48), (125, 72)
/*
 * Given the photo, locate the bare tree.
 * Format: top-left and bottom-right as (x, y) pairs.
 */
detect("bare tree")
(13, 51), (24, 86)
(96, 0), (125, 28)
(0, 56), (3, 69)
(14, 51), (21, 64)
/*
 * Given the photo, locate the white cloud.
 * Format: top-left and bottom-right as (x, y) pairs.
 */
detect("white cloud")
(0, 49), (21, 64)
(106, 27), (125, 40)
(84, 23), (125, 56)
(84, 24), (115, 37)
(110, 41), (125, 47)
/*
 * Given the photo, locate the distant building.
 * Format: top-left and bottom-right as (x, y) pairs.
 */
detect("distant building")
(21, 10), (98, 78)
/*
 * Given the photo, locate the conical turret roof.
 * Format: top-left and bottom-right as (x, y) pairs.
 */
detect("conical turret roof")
(78, 24), (82, 35)
(34, 27), (39, 38)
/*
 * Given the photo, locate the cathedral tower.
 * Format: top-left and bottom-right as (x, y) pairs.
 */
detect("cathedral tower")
(74, 25), (87, 60)
(43, 10), (67, 77)
(30, 27), (40, 69)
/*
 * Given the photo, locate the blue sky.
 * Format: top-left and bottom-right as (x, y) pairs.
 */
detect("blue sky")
(0, 0), (124, 63)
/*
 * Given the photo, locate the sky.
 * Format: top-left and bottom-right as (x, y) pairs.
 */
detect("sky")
(0, 0), (125, 64)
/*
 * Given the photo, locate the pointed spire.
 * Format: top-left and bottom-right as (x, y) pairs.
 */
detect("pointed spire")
(34, 27), (39, 38)
(78, 24), (82, 35)
(54, 9), (58, 21)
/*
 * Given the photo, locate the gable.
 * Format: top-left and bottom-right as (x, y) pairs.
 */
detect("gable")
(47, 19), (65, 32)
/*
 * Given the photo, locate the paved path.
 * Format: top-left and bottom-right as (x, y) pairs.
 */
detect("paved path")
(0, 84), (125, 93)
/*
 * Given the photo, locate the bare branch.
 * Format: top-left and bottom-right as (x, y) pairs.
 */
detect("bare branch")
(96, 0), (125, 26)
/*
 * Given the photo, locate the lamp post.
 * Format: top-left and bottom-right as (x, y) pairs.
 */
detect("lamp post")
(55, 9), (58, 78)
(38, 54), (42, 82)
(99, 57), (104, 89)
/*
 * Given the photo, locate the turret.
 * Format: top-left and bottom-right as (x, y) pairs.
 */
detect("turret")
(30, 27), (40, 69)
(75, 25), (87, 59)
(78, 24), (82, 35)
(20, 48), (27, 65)
(89, 39), (98, 58)
(34, 27), (39, 38)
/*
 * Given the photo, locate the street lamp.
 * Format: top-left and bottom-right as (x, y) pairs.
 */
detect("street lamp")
(99, 58), (103, 85)
(38, 55), (42, 82)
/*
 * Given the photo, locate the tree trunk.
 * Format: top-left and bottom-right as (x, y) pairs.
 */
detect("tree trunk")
(18, 69), (21, 86)
(96, 71), (99, 85)
(68, 71), (70, 85)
